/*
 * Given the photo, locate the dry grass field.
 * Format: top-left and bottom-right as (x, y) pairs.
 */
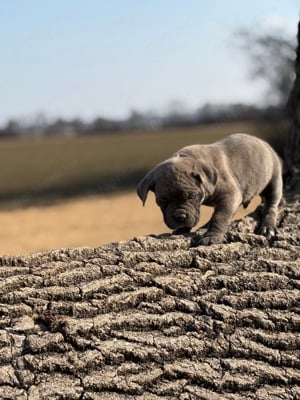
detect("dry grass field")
(0, 121), (285, 201)
(0, 121), (283, 255)
(0, 190), (260, 255)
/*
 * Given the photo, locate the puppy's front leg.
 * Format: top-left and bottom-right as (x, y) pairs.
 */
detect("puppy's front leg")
(200, 194), (241, 245)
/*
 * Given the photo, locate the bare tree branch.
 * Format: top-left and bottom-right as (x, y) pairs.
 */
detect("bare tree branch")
(236, 28), (295, 106)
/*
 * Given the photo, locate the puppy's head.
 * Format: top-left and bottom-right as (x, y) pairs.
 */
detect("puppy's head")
(137, 156), (218, 231)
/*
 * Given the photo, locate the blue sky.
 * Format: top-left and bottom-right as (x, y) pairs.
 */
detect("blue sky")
(0, 0), (298, 125)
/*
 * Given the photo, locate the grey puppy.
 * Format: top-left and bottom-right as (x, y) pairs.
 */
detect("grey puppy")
(137, 133), (282, 245)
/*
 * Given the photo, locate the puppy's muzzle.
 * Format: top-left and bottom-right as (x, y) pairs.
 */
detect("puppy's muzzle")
(173, 212), (187, 225)
(166, 207), (198, 231)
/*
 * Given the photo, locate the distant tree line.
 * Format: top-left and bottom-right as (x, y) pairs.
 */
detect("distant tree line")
(0, 102), (287, 139)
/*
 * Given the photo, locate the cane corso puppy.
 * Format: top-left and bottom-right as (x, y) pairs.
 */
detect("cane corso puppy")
(137, 134), (282, 245)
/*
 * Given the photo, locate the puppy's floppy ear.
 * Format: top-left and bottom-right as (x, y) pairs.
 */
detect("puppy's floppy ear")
(137, 170), (155, 206)
(192, 161), (218, 196)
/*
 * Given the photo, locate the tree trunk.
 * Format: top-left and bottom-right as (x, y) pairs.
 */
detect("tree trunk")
(286, 20), (300, 170)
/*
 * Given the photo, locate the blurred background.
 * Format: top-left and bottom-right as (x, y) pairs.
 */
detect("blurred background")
(0, 0), (298, 255)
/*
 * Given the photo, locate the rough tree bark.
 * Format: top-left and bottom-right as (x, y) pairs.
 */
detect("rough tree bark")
(0, 21), (300, 400)
(0, 197), (299, 400)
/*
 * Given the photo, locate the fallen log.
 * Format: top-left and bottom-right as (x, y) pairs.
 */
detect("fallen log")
(0, 183), (299, 399)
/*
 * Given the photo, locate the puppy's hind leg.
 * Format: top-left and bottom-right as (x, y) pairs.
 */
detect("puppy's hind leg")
(256, 173), (283, 238)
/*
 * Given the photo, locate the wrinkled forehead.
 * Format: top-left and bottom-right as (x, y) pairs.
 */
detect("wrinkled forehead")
(154, 159), (194, 192)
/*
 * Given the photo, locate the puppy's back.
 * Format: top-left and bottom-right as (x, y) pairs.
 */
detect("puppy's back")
(219, 133), (281, 174)
(218, 133), (282, 199)
(180, 133), (282, 201)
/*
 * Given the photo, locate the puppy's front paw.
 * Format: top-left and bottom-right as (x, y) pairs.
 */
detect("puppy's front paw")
(256, 223), (277, 239)
(199, 233), (224, 246)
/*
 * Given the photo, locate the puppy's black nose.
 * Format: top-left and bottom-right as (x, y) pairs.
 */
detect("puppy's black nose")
(174, 213), (187, 224)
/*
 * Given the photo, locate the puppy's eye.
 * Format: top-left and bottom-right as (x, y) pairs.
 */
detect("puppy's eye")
(187, 192), (197, 200)
(159, 197), (168, 206)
